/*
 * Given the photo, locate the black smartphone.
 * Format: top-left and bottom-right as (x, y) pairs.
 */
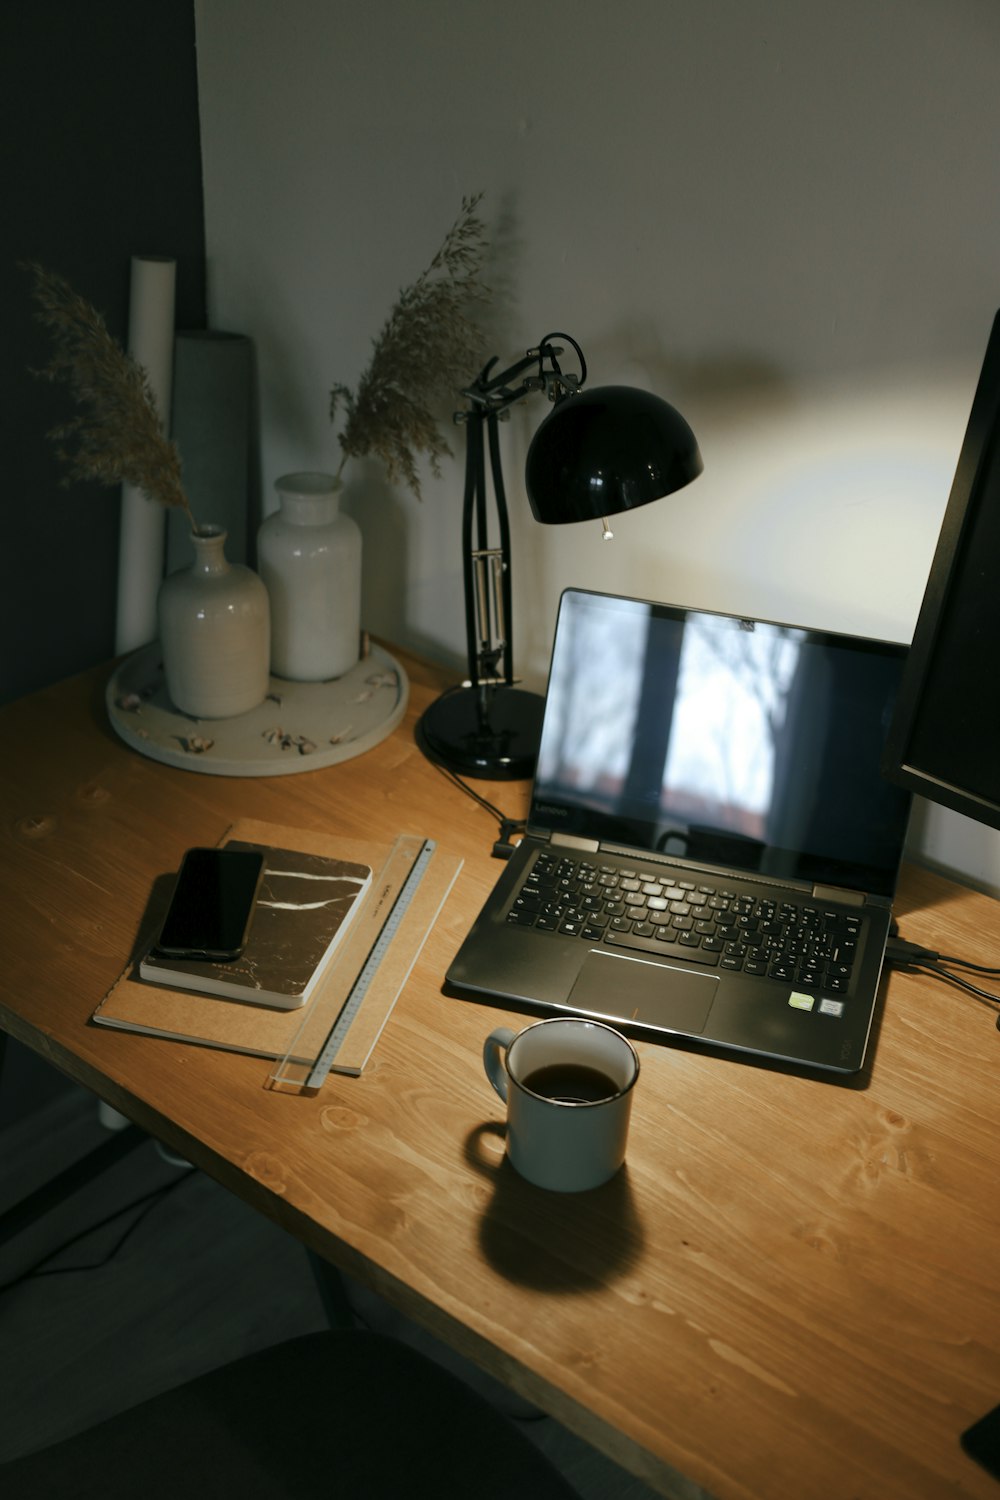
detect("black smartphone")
(962, 1403), (1000, 1482)
(154, 847), (266, 960)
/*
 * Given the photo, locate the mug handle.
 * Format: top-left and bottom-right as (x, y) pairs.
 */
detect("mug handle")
(483, 1026), (516, 1103)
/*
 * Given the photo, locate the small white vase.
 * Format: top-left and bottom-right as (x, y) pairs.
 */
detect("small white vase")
(157, 526), (271, 718)
(257, 471), (362, 681)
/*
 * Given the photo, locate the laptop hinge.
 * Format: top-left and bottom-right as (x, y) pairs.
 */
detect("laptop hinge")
(549, 832), (601, 853)
(811, 883), (865, 907)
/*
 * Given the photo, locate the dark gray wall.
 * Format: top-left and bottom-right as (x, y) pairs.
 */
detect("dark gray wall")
(0, 1), (207, 1123)
(1, 0), (207, 708)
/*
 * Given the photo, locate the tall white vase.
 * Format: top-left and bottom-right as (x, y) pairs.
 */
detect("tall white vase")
(257, 472), (362, 681)
(157, 526), (270, 718)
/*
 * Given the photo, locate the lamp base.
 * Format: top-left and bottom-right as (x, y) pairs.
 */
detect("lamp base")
(416, 683), (545, 780)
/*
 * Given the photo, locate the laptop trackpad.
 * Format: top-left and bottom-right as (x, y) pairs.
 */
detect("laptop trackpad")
(569, 949), (718, 1034)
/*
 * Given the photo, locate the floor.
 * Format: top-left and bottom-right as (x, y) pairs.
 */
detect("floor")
(0, 1079), (708, 1500)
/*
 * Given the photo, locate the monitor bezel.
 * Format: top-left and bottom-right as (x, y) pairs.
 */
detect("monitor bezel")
(882, 309), (1000, 830)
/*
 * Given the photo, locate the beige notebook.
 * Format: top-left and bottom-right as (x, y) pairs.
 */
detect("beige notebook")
(93, 818), (462, 1074)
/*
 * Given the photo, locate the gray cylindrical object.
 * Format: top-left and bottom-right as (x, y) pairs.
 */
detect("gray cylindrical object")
(167, 330), (254, 572)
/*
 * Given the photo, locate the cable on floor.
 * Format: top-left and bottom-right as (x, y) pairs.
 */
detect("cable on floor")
(0, 1166), (197, 1297)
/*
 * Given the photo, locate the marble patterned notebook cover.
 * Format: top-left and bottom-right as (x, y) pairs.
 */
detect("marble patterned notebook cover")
(138, 840), (372, 1009)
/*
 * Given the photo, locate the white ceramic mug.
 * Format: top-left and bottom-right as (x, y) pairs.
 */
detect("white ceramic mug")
(482, 1017), (639, 1192)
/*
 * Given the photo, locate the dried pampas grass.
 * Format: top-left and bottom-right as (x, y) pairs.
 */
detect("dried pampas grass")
(330, 193), (491, 498)
(25, 262), (199, 532)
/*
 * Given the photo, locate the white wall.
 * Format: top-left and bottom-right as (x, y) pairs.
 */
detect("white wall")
(194, 0), (1000, 891)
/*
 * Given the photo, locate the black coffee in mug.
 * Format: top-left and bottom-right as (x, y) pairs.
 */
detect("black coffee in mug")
(484, 1018), (639, 1190)
(521, 1062), (618, 1104)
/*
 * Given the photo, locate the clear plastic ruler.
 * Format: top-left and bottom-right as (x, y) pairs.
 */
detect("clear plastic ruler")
(268, 834), (442, 1093)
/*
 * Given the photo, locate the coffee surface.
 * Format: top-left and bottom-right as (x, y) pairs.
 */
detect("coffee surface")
(521, 1062), (618, 1103)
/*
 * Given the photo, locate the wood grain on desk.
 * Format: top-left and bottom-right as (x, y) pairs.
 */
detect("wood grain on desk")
(1, 652), (998, 1500)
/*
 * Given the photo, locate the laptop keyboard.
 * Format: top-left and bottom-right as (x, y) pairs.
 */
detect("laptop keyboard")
(506, 850), (862, 995)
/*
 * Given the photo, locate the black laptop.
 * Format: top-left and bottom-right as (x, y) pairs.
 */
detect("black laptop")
(446, 588), (913, 1076)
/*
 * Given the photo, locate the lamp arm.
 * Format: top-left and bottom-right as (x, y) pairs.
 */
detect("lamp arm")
(460, 410), (485, 686)
(461, 332), (588, 417)
(455, 331), (587, 692)
(486, 409), (515, 686)
(535, 331), (587, 392)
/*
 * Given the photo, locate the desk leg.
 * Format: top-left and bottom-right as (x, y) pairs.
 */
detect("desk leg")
(0, 1125), (146, 1249)
(307, 1250), (357, 1330)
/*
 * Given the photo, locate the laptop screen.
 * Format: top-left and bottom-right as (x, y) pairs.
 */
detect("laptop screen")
(530, 590), (912, 899)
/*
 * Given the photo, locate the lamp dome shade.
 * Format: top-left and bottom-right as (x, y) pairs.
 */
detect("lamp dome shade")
(525, 385), (703, 524)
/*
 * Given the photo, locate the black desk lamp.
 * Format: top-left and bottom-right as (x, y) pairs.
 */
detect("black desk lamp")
(416, 332), (703, 779)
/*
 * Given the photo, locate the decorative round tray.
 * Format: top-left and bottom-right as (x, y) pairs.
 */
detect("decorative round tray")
(106, 641), (409, 776)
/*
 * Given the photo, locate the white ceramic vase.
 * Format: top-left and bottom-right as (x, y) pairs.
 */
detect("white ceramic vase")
(157, 526), (271, 719)
(257, 471), (362, 681)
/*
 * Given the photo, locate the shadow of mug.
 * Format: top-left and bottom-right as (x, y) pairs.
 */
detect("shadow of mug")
(464, 1121), (646, 1292)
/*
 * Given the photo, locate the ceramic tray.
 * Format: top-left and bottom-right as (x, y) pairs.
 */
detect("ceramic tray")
(106, 641), (409, 776)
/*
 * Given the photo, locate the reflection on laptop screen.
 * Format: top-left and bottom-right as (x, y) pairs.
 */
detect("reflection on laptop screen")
(532, 591), (911, 899)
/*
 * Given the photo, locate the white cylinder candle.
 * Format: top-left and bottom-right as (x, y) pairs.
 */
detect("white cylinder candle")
(114, 255), (176, 654)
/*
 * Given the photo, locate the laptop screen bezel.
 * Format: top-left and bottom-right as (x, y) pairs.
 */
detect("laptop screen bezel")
(527, 589), (912, 901)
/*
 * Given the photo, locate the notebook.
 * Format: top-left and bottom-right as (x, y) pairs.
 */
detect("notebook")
(138, 841), (373, 1009)
(446, 588), (913, 1076)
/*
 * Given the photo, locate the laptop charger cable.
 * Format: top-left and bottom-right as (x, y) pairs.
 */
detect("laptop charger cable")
(430, 762), (526, 859)
(885, 933), (1000, 1027)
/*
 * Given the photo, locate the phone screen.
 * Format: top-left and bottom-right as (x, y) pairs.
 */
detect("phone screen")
(155, 847), (266, 960)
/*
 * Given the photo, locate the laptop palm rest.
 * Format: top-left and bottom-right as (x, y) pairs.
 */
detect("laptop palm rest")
(568, 949), (718, 1034)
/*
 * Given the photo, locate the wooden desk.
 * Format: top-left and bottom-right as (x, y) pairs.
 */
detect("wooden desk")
(1, 653), (998, 1500)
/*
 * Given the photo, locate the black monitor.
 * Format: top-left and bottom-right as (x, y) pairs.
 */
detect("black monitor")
(883, 310), (1000, 829)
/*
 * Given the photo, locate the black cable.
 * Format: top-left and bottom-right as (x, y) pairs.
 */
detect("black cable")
(431, 761), (526, 858)
(935, 952), (1000, 976)
(0, 1166), (196, 1297)
(432, 760), (508, 822)
(906, 961), (1000, 1010)
(885, 935), (1000, 1023)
